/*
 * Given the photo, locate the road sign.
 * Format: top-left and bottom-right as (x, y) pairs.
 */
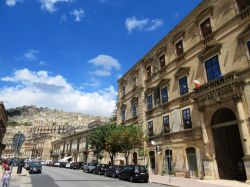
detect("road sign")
(12, 132), (25, 150)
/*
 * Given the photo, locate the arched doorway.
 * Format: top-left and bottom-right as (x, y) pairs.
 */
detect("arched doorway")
(186, 147), (198, 177)
(165, 149), (173, 173)
(149, 151), (155, 174)
(212, 108), (246, 181)
(132, 152), (137, 165)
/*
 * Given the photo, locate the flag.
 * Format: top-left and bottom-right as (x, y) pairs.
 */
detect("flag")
(193, 80), (201, 89)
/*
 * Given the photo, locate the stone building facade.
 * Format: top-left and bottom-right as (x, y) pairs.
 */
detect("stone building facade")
(51, 121), (109, 163)
(117, 0), (250, 182)
(0, 102), (8, 157)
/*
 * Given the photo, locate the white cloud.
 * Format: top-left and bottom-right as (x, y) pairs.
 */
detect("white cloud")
(88, 55), (121, 77)
(0, 69), (117, 116)
(17, 49), (39, 62)
(145, 19), (163, 31)
(71, 8), (85, 22)
(125, 16), (163, 33)
(60, 14), (67, 23)
(40, 0), (72, 13)
(6, 0), (22, 7)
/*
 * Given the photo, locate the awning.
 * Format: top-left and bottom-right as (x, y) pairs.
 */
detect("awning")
(59, 156), (72, 162)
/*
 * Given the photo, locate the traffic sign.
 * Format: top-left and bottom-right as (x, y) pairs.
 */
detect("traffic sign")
(12, 132), (25, 150)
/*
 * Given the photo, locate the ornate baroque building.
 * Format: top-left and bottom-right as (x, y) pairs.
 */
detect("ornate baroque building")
(117, 0), (250, 182)
(0, 101), (8, 157)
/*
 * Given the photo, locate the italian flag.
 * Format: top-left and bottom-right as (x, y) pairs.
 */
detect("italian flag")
(193, 80), (201, 89)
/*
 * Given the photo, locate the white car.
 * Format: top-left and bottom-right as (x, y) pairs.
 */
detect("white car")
(54, 162), (60, 167)
(65, 162), (72, 168)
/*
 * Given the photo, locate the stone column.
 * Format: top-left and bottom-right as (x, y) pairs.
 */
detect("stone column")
(235, 97), (250, 182)
(199, 106), (214, 179)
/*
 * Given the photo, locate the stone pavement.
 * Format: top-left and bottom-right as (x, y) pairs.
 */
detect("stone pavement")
(0, 167), (32, 187)
(149, 174), (250, 187)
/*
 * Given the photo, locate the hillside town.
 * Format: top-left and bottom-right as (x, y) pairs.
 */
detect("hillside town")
(1, 0), (250, 187)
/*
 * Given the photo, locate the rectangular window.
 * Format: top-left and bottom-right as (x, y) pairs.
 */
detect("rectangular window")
(247, 41), (250, 55)
(236, 0), (250, 11)
(146, 66), (152, 79)
(132, 103), (137, 117)
(122, 85), (126, 96)
(161, 87), (168, 104)
(182, 108), (192, 129)
(200, 18), (212, 38)
(132, 76), (137, 88)
(205, 55), (221, 81)
(175, 40), (184, 56)
(121, 108), (126, 122)
(148, 121), (153, 137)
(160, 55), (166, 68)
(163, 116), (170, 133)
(179, 76), (188, 95)
(147, 95), (153, 111)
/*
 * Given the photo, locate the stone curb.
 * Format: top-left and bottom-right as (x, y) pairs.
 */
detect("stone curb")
(150, 181), (179, 187)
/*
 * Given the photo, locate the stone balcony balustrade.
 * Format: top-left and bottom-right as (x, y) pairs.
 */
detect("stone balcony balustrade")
(147, 127), (202, 143)
(194, 72), (241, 106)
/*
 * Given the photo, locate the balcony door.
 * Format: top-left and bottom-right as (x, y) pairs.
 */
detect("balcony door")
(205, 55), (221, 81)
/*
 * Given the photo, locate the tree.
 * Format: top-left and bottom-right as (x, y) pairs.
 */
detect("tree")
(109, 109), (117, 123)
(105, 126), (122, 165)
(87, 124), (111, 163)
(120, 125), (145, 165)
(87, 124), (121, 164)
(87, 123), (145, 165)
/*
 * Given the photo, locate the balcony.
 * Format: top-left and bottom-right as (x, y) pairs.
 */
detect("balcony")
(194, 72), (241, 105)
(179, 92), (193, 106)
(240, 6), (250, 20)
(123, 115), (139, 125)
(147, 127), (201, 143)
(176, 53), (185, 63)
(202, 33), (214, 46)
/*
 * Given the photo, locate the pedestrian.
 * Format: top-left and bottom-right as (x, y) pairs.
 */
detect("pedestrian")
(1, 161), (9, 172)
(2, 167), (10, 187)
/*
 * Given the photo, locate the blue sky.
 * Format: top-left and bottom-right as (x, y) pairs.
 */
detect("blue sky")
(0, 0), (201, 116)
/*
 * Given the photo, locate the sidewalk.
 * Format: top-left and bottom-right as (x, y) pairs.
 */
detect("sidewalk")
(1, 167), (32, 187)
(149, 174), (250, 187)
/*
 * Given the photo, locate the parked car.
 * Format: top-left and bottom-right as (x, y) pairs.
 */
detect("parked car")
(83, 163), (98, 173)
(105, 165), (123, 178)
(60, 162), (67, 168)
(71, 162), (84, 169)
(93, 164), (109, 175)
(66, 162), (72, 169)
(119, 165), (148, 183)
(48, 161), (55, 167)
(69, 162), (76, 169)
(24, 161), (33, 170)
(54, 162), (60, 167)
(29, 162), (42, 174)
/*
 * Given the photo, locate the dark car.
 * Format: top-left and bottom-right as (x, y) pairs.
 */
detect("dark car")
(93, 164), (109, 175)
(105, 165), (123, 178)
(83, 163), (98, 173)
(60, 162), (67, 168)
(29, 162), (42, 174)
(72, 162), (84, 169)
(24, 161), (33, 170)
(119, 165), (148, 183)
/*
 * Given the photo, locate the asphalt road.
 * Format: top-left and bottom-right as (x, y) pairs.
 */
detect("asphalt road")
(30, 166), (168, 187)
